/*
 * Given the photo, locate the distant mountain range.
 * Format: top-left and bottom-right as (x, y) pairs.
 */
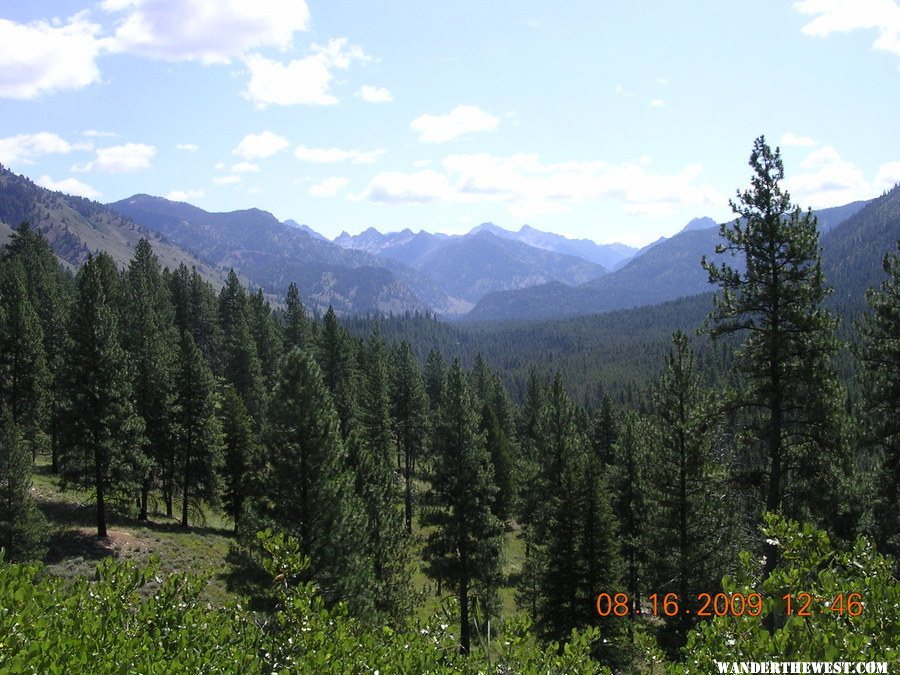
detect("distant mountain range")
(1, 162), (893, 323)
(334, 225), (610, 304)
(464, 198), (885, 322)
(107, 195), (468, 316)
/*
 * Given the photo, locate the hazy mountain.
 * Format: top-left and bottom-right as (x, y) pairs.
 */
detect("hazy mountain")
(680, 216), (717, 232)
(0, 164), (225, 285)
(283, 219), (327, 240)
(108, 194), (468, 316)
(334, 226), (608, 304)
(465, 198), (882, 322)
(468, 222), (637, 269)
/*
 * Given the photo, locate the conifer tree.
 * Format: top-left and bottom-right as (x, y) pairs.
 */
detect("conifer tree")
(644, 332), (731, 644)
(515, 369), (548, 618)
(219, 270), (265, 421)
(247, 288), (283, 390)
(591, 394), (618, 465)
(609, 410), (648, 620)
(423, 348), (447, 413)
(60, 254), (147, 538)
(2, 223), (70, 472)
(858, 243), (900, 564)
(220, 384), (258, 528)
(263, 348), (372, 611)
(701, 136), (848, 577)
(173, 332), (223, 528)
(422, 359), (503, 654)
(283, 281), (309, 352)
(317, 307), (357, 438)
(0, 259), (49, 457)
(0, 411), (47, 561)
(123, 239), (176, 520)
(170, 265), (222, 372)
(350, 330), (413, 619)
(533, 374), (621, 648)
(389, 341), (429, 533)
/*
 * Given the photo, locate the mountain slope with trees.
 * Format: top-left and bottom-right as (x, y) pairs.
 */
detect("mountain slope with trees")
(0, 165), (224, 285)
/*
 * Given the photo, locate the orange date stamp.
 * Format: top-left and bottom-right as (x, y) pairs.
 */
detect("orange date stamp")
(596, 592), (864, 618)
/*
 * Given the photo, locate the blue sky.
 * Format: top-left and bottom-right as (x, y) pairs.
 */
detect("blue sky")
(1, 1), (898, 246)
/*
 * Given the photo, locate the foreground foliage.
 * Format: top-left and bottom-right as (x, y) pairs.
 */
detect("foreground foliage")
(0, 530), (607, 674)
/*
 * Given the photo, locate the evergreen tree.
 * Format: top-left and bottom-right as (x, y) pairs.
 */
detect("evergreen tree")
(644, 332), (732, 647)
(351, 330), (414, 620)
(389, 341), (429, 533)
(220, 384), (258, 528)
(247, 288), (283, 390)
(2, 223), (70, 473)
(591, 394), (618, 465)
(532, 374), (621, 650)
(858, 243), (900, 564)
(609, 410), (648, 621)
(0, 259), (49, 457)
(172, 332), (223, 528)
(0, 411), (47, 561)
(170, 265), (222, 372)
(701, 136), (848, 577)
(422, 359), (503, 654)
(123, 239), (176, 520)
(59, 253), (147, 538)
(283, 281), (309, 352)
(262, 348), (372, 611)
(317, 307), (357, 438)
(423, 348), (447, 413)
(514, 369), (548, 618)
(219, 270), (265, 421)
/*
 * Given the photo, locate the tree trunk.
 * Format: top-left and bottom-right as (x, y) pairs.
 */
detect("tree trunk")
(139, 480), (150, 520)
(459, 575), (470, 655)
(404, 444), (413, 534)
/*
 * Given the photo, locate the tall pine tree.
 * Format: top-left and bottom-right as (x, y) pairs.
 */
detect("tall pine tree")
(0, 411), (47, 561)
(858, 243), (900, 565)
(389, 341), (429, 533)
(123, 239), (176, 520)
(262, 348), (372, 611)
(702, 136), (849, 579)
(218, 270), (264, 421)
(422, 359), (503, 655)
(172, 332), (223, 528)
(60, 254), (147, 538)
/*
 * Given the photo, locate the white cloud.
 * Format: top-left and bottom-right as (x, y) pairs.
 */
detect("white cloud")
(309, 176), (350, 197)
(357, 85), (393, 103)
(165, 188), (204, 201)
(650, 98), (666, 108)
(787, 145), (878, 206)
(242, 38), (370, 107)
(875, 161), (900, 189)
(101, 0), (311, 63)
(360, 169), (453, 205)
(232, 131), (289, 159)
(780, 132), (817, 147)
(794, 0), (900, 55)
(0, 15), (103, 99)
(413, 159), (432, 168)
(232, 161), (260, 172)
(73, 143), (156, 173)
(0, 132), (90, 166)
(357, 152), (726, 219)
(175, 143), (199, 151)
(213, 175), (241, 185)
(294, 145), (385, 164)
(83, 129), (117, 138)
(36, 175), (101, 199)
(614, 84), (633, 98)
(410, 105), (500, 143)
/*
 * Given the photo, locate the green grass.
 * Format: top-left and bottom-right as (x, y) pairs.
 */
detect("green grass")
(31, 455), (530, 618)
(31, 455), (237, 605)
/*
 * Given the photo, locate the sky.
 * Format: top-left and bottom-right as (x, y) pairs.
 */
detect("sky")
(1, 1), (899, 247)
